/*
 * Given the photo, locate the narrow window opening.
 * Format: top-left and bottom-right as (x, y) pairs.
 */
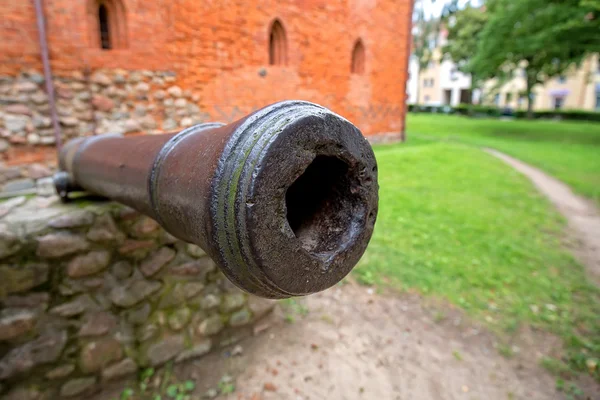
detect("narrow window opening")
(351, 39), (365, 74)
(99, 4), (111, 50)
(269, 20), (287, 66)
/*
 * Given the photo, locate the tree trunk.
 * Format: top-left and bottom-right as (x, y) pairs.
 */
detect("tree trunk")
(415, 68), (421, 106)
(526, 80), (534, 120)
(468, 74), (476, 116)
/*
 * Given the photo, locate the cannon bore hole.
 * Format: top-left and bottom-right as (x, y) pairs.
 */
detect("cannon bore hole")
(286, 155), (356, 254)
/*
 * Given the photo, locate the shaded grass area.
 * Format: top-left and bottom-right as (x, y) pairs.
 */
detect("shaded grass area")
(406, 113), (600, 205)
(356, 141), (599, 381)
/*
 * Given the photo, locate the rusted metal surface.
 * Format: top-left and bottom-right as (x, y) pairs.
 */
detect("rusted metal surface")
(55, 101), (379, 298)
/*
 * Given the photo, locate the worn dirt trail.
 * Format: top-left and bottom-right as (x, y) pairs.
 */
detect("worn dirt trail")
(195, 284), (573, 400)
(92, 283), (600, 400)
(486, 149), (600, 286)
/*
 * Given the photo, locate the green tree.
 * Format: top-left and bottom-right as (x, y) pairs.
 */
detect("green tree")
(548, 0), (600, 53)
(442, 5), (488, 104)
(412, 0), (438, 104)
(471, 0), (595, 118)
(412, 0), (466, 104)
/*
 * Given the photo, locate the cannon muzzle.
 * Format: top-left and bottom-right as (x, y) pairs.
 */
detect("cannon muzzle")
(55, 101), (378, 298)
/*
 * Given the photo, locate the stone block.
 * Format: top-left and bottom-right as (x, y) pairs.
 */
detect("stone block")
(144, 334), (185, 366)
(198, 315), (224, 336)
(79, 311), (118, 337)
(0, 223), (22, 259)
(0, 330), (67, 379)
(126, 302), (151, 325)
(48, 210), (95, 228)
(2, 178), (35, 192)
(102, 357), (137, 381)
(140, 247), (175, 277)
(87, 213), (122, 242)
(59, 377), (96, 397)
(168, 307), (191, 331)
(36, 232), (89, 258)
(50, 294), (97, 317)
(167, 85), (182, 97)
(130, 216), (160, 238)
(0, 263), (48, 295)
(0, 308), (36, 341)
(175, 338), (212, 362)
(67, 250), (111, 278)
(118, 239), (156, 259)
(80, 337), (124, 373)
(110, 279), (162, 308)
(111, 260), (133, 279)
(199, 294), (221, 310)
(220, 293), (246, 313)
(45, 363), (75, 379)
(1, 292), (49, 309)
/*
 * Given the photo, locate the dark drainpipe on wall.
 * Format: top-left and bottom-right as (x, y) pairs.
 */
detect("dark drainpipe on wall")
(33, 0), (63, 151)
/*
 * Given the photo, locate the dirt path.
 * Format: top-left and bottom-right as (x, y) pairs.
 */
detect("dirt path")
(486, 149), (600, 286)
(183, 284), (575, 400)
(92, 283), (600, 400)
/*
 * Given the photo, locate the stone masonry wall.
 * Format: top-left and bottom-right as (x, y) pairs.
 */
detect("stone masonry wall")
(0, 68), (209, 189)
(0, 195), (274, 399)
(0, 69), (208, 148)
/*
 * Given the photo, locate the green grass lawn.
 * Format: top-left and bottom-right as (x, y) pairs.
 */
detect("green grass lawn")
(406, 113), (600, 205)
(356, 140), (600, 382)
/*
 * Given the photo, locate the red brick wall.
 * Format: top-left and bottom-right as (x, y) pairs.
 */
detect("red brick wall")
(0, 0), (410, 139)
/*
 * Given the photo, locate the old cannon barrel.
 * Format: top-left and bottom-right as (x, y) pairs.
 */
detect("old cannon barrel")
(55, 101), (379, 298)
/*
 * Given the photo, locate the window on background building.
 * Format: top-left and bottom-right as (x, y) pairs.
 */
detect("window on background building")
(424, 95), (430, 102)
(269, 19), (287, 66)
(494, 93), (500, 105)
(450, 68), (458, 81)
(506, 93), (512, 104)
(90, 0), (127, 50)
(595, 90), (600, 110)
(553, 96), (564, 110)
(98, 4), (110, 49)
(351, 39), (365, 74)
(558, 75), (567, 84)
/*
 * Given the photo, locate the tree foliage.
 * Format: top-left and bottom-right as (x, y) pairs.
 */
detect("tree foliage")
(443, 5), (488, 97)
(412, 1), (436, 72)
(470, 0), (598, 117)
(412, 0), (460, 103)
(411, 1), (438, 103)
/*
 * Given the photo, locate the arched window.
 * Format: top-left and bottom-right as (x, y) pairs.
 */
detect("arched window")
(351, 39), (365, 74)
(269, 20), (287, 66)
(98, 4), (111, 49)
(89, 0), (128, 50)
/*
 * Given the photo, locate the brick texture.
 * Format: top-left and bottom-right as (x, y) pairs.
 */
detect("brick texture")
(0, 0), (411, 162)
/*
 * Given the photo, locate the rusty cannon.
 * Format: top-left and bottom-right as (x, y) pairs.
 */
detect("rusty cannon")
(53, 101), (378, 299)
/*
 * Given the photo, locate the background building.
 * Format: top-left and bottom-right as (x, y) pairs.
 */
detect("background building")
(408, 26), (600, 112)
(407, 28), (479, 107)
(0, 0), (413, 168)
(483, 55), (600, 111)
